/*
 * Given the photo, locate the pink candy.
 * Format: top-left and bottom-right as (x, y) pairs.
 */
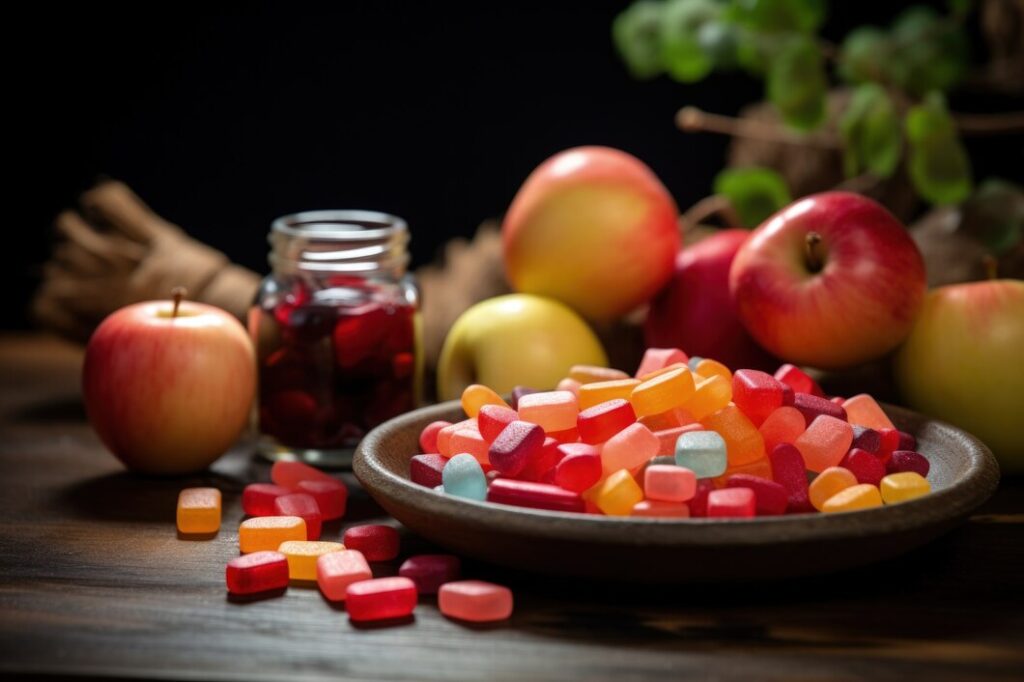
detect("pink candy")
(706, 488), (756, 518)
(643, 464), (696, 503)
(438, 580), (513, 622)
(601, 422), (659, 476)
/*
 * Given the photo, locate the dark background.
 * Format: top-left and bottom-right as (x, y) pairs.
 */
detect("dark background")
(8, 1), (1021, 329)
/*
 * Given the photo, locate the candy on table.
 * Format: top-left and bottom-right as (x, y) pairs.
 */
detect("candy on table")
(888, 450), (930, 477)
(725, 473), (788, 515)
(577, 398), (636, 445)
(711, 456), (773, 489)
(345, 577), (418, 622)
(630, 366), (696, 418)
(632, 500), (691, 518)
(688, 479), (715, 517)
(317, 549), (372, 601)
(278, 540), (345, 581)
(792, 393), (847, 424)
(242, 483), (290, 517)
(399, 554), (461, 594)
(794, 415), (854, 473)
(644, 464), (697, 503)
(639, 407), (695, 431)
(731, 369), (786, 427)
(487, 478), (585, 513)
(851, 425), (882, 453)
(239, 516), (307, 553)
(478, 405), (519, 443)
(578, 379), (641, 410)
(774, 363), (825, 397)
(270, 460), (336, 489)
(759, 406), (807, 454)
(517, 390), (579, 433)
(880, 472), (931, 504)
(419, 420), (452, 454)
(461, 383), (511, 418)
(410, 454), (448, 488)
(557, 377), (581, 396)
(700, 405), (765, 467)
(693, 358), (732, 382)
(177, 487), (221, 534)
(652, 423), (704, 456)
(897, 431), (917, 451)
(674, 430), (728, 478)
(706, 488), (756, 518)
(769, 443), (812, 513)
(296, 479), (347, 521)
(601, 422), (660, 475)
(273, 493), (322, 540)
(438, 580), (514, 622)
(681, 375), (732, 420)
(569, 364), (630, 385)
(821, 483), (883, 513)
(635, 347), (688, 379)
(449, 426), (490, 466)
(225, 551), (290, 596)
(839, 448), (887, 486)
(589, 469), (644, 516)
(436, 419), (475, 457)
(517, 436), (563, 482)
(809, 467), (858, 511)
(842, 393), (896, 431)
(553, 445), (603, 493)
(442, 453), (488, 501)
(343, 524), (400, 561)
(488, 420), (545, 476)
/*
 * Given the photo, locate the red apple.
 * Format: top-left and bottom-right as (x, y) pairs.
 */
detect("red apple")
(503, 146), (679, 320)
(83, 295), (256, 474)
(729, 192), (926, 369)
(645, 229), (775, 370)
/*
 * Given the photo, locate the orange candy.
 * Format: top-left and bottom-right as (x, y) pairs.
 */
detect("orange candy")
(795, 415), (854, 473)
(177, 487), (221, 534)
(842, 394), (896, 431)
(630, 367), (695, 417)
(809, 466), (858, 511)
(700, 404), (765, 467)
(569, 365), (630, 385)
(461, 384), (510, 418)
(578, 379), (641, 410)
(682, 375), (732, 420)
(759, 406), (807, 454)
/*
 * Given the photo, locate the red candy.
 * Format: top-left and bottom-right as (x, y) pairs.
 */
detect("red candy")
(548, 427), (580, 443)
(419, 420), (451, 454)
(774, 364), (825, 398)
(343, 524), (400, 562)
(478, 405), (519, 443)
(270, 460), (337, 489)
(888, 450), (930, 477)
(273, 493), (322, 540)
(225, 550), (290, 595)
(851, 425), (881, 453)
(410, 454), (448, 488)
(688, 479), (716, 518)
(398, 554), (461, 594)
(517, 436), (563, 482)
(793, 392), (847, 424)
(489, 420), (545, 476)
(242, 483), (290, 517)
(726, 473), (788, 515)
(840, 448), (887, 486)
(577, 399), (637, 445)
(768, 443), (812, 513)
(486, 478), (584, 513)
(706, 488), (756, 518)
(296, 479), (348, 521)
(731, 369), (785, 427)
(553, 445), (603, 492)
(345, 577), (418, 622)
(877, 428), (901, 463)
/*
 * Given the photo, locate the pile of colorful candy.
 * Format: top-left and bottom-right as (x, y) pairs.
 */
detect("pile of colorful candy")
(176, 460), (513, 623)
(412, 348), (933, 517)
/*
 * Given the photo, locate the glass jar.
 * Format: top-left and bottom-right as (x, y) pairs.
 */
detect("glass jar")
(249, 210), (421, 467)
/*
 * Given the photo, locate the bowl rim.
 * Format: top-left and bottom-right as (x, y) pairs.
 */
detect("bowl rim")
(354, 400), (1001, 548)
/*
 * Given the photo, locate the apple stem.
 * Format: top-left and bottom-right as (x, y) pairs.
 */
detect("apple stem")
(805, 232), (824, 273)
(982, 255), (998, 281)
(171, 286), (187, 318)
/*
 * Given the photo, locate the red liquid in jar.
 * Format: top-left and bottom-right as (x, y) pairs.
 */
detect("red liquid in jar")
(254, 277), (418, 450)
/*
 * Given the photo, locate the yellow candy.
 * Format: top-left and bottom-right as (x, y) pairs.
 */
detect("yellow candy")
(630, 367), (696, 418)
(694, 358), (732, 382)
(637, 362), (688, 382)
(569, 365), (630, 385)
(239, 516), (307, 554)
(699, 404), (764, 466)
(821, 483), (883, 513)
(591, 469), (644, 516)
(809, 466), (858, 511)
(461, 384), (510, 418)
(278, 541), (345, 580)
(682, 375), (732, 420)
(176, 487), (221, 534)
(578, 379), (641, 410)
(880, 472), (931, 504)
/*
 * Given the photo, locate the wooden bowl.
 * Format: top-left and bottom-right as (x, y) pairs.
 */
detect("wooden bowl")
(354, 401), (1000, 582)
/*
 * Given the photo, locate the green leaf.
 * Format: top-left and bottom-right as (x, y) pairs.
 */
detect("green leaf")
(697, 18), (741, 70)
(839, 83), (901, 178)
(767, 36), (827, 131)
(660, 0), (720, 83)
(714, 167), (792, 228)
(960, 179), (1024, 256)
(726, 0), (825, 33)
(905, 92), (973, 205)
(613, 1), (666, 80)
(837, 26), (889, 84)
(886, 7), (968, 97)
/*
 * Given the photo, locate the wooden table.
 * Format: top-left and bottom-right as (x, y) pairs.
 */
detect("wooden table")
(1, 334), (1022, 681)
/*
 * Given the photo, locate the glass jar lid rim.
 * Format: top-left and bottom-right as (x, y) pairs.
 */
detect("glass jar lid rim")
(271, 210), (407, 241)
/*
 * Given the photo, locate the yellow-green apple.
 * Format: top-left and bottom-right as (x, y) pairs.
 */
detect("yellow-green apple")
(895, 279), (1024, 472)
(645, 229), (775, 370)
(82, 294), (255, 474)
(729, 192), (926, 369)
(437, 294), (608, 400)
(502, 146), (680, 321)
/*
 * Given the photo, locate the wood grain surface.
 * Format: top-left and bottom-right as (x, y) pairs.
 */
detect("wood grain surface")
(1, 334), (1022, 681)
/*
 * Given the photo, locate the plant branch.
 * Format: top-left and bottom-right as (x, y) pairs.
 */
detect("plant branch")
(676, 106), (842, 148)
(681, 194), (742, 232)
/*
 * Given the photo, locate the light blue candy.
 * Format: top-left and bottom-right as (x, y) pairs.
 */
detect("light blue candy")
(442, 453), (487, 501)
(675, 430), (727, 478)
(687, 356), (704, 372)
